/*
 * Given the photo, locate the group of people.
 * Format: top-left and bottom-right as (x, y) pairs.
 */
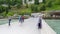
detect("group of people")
(8, 15), (42, 29)
(19, 15), (24, 23)
(8, 15), (24, 26)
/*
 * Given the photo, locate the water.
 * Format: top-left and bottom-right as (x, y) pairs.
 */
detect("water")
(45, 19), (60, 34)
(0, 19), (18, 25)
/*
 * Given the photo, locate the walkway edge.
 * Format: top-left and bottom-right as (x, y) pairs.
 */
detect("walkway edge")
(41, 19), (56, 34)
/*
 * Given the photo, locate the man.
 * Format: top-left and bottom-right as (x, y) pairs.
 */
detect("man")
(8, 16), (12, 26)
(19, 15), (21, 23)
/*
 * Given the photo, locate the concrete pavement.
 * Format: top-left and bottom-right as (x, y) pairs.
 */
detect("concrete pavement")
(0, 17), (56, 34)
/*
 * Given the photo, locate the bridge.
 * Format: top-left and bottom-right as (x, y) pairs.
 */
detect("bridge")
(0, 17), (56, 34)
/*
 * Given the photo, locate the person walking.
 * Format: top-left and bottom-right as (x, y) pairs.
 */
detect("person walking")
(38, 18), (42, 29)
(19, 15), (24, 24)
(19, 15), (21, 23)
(8, 16), (12, 26)
(21, 16), (24, 22)
(38, 15), (42, 29)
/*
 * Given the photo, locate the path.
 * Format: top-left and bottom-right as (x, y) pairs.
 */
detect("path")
(0, 17), (56, 34)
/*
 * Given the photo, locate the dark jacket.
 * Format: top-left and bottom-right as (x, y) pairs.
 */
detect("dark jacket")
(38, 18), (42, 29)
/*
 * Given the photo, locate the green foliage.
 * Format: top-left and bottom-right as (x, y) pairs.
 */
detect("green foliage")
(30, 4), (46, 12)
(45, 0), (60, 10)
(1, 12), (6, 17)
(0, 6), (3, 13)
(40, 4), (46, 11)
(43, 0), (46, 4)
(29, 0), (32, 1)
(26, 4), (28, 8)
(0, 5), (9, 15)
(34, 0), (39, 5)
(0, 0), (60, 18)
(45, 0), (52, 7)
(16, 0), (22, 8)
(16, 0), (22, 5)
(7, 11), (14, 16)
(24, 0), (27, 4)
(18, 9), (32, 15)
(54, 0), (60, 5)
(0, 6), (6, 13)
(30, 4), (39, 12)
(46, 5), (60, 10)
(16, 3), (21, 8)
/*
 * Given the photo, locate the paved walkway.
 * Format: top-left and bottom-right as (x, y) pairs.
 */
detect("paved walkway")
(0, 17), (56, 34)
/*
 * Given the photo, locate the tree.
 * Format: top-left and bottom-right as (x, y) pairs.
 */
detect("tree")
(6, 0), (11, 9)
(55, 0), (60, 5)
(5, 7), (9, 14)
(0, 6), (6, 13)
(40, 4), (46, 11)
(24, 0), (27, 4)
(16, 0), (22, 8)
(0, 0), (2, 5)
(43, 0), (46, 4)
(46, 0), (52, 7)
(31, 5), (39, 12)
(0, 6), (3, 13)
(34, 0), (39, 5)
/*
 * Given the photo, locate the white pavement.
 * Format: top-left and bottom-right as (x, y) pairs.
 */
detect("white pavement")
(0, 17), (56, 34)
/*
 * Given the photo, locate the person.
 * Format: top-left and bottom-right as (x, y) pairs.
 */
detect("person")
(38, 18), (42, 29)
(19, 15), (21, 23)
(8, 16), (12, 26)
(21, 16), (24, 22)
(38, 15), (42, 29)
(19, 15), (24, 24)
